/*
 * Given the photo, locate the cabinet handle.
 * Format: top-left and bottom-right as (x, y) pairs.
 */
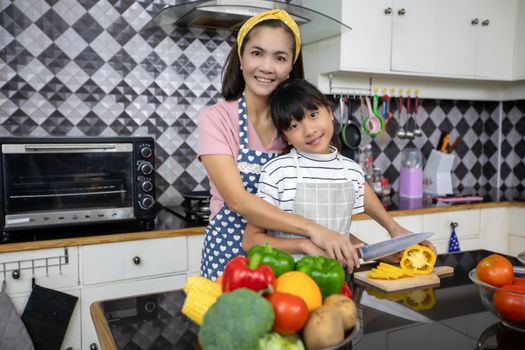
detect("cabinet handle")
(384, 7), (392, 15)
(398, 8), (406, 15)
(451, 222), (458, 229)
(90, 344), (98, 350)
(65, 347), (73, 350)
(133, 256), (141, 265)
(471, 18), (479, 25)
(482, 19), (490, 26)
(12, 270), (20, 279)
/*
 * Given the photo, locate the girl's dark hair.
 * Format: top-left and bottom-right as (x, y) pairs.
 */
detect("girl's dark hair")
(221, 19), (304, 100)
(270, 79), (341, 152)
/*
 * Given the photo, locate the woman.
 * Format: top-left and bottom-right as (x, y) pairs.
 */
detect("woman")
(197, 9), (409, 280)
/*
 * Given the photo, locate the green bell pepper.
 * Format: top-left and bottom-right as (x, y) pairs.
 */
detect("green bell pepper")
(295, 256), (345, 299)
(248, 244), (295, 278)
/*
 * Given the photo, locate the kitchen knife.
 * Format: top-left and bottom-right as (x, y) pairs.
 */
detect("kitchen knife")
(360, 290), (432, 323)
(358, 232), (434, 262)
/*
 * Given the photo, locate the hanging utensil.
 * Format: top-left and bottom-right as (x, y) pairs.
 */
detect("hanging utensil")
(363, 94), (384, 138)
(405, 95), (414, 139)
(340, 97), (361, 149)
(413, 93), (423, 137)
(396, 94), (406, 139)
(380, 94), (390, 142)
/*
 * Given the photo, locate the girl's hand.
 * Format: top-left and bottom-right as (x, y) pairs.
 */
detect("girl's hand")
(300, 240), (328, 257)
(384, 225), (437, 262)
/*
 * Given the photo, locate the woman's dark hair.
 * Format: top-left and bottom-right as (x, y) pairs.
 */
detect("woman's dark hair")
(222, 19), (304, 100)
(270, 79), (341, 152)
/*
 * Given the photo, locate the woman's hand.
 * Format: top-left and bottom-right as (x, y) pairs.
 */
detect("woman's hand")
(381, 225), (437, 263)
(310, 227), (363, 271)
(300, 239), (328, 257)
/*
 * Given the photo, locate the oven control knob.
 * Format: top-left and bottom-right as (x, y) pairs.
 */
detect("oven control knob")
(140, 146), (153, 159)
(141, 181), (153, 192)
(140, 162), (153, 175)
(141, 195), (155, 210)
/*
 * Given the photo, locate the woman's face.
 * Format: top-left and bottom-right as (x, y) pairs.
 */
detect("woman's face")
(240, 26), (294, 98)
(283, 105), (334, 154)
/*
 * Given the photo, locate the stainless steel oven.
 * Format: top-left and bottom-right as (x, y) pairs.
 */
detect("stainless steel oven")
(0, 137), (156, 241)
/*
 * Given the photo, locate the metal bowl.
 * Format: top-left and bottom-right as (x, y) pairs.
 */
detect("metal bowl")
(469, 266), (525, 332)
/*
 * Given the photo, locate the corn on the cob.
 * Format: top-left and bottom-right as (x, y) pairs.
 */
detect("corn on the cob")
(184, 275), (222, 297)
(182, 276), (222, 325)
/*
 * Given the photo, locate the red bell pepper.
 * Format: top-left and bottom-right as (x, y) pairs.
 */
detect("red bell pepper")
(340, 281), (353, 299)
(221, 255), (275, 293)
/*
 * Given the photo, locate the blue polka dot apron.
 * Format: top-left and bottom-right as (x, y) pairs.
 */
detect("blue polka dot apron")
(200, 96), (280, 280)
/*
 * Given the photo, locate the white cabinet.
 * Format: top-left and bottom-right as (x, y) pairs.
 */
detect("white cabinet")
(422, 209), (481, 254)
(507, 207), (525, 256)
(479, 207), (509, 254)
(188, 234), (204, 276)
(302, 0), (518, 81)
(351, 214), (422, 245)
(81, 236), (187, 285)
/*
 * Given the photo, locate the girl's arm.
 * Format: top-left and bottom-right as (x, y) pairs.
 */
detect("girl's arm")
(363, 182), (437, 254)
(243, 223), (327, 257)
(201, 154), (361, 269)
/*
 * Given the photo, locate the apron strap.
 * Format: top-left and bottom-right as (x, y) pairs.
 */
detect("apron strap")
(238, 95), (249, 151)
(293, 150), (303, 182)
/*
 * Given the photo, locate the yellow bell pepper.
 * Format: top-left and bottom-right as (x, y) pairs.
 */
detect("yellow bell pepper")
(403, 288), (436, 311)
(400, 244), (436, 275)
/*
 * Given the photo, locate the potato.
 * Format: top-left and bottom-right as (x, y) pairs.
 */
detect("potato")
(303, 305), (344, 350)
(323, 294), (357, 331)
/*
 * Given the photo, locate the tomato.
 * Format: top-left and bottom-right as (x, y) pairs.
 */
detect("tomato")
(475, 254), (514, 287)
(266, 292), (309, 335)
(493, 284), (525, 323)
(340, 281), (353, 299)
(275, 271), (322, 311)
(512, 277), (525, 287)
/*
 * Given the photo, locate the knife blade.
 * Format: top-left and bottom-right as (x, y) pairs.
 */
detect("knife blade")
(360, 290), (432, 323)
(358, 232), (434, 262)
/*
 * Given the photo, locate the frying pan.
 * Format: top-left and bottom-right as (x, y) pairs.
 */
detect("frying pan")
(340, 97), (361, 149)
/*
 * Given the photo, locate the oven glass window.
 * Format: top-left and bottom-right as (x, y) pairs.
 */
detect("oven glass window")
(3, 152), (133, 214)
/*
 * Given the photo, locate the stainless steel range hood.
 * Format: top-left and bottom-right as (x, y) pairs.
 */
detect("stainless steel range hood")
(142, 0), (351, 45)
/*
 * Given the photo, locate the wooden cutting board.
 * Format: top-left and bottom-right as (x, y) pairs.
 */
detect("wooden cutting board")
(354, 266), (454, 292)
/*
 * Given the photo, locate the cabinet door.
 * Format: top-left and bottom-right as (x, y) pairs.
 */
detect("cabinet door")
(479, 207), (509, 254)
(390, 0), (439, 74)
(188, 234), (204, 276)
(508, 207), (525, 256)
(10, 288), (82, 350)
(435, 0), (477, 77)
(339, 0), (393, 72)
(476, 0), (516, 79)
(422, 209), (480, 254)
(351, 215), (422, 245)
(81, 236), (187, 285)
(0, 247), (79, 294)
(81, 274), (187, 350)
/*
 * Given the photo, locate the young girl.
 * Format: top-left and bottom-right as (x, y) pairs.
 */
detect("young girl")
(242, 79), (433, 261)
(198, 10), (364, 280)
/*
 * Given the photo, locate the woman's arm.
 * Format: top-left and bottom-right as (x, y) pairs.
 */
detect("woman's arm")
(201, 154), (361, 269)
(243, 223), (327, 257)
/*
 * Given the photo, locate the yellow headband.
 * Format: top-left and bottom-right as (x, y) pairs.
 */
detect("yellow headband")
(237, 9), (301, 63)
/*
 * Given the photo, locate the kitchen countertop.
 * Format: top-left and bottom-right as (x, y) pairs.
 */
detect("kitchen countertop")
(90, 250), (525, 350)
(1, 187), (524, 253)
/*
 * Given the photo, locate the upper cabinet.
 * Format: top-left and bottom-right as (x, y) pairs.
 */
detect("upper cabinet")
(302, 0), (520, 81)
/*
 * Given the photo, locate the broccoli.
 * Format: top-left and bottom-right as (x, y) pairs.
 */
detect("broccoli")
(198, 288), (274, 350)
(258, 333), (305, 350)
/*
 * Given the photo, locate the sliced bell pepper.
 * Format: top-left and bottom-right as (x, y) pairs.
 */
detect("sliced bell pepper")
(295, 256), (345, 299)
(403, 288), (436, 311)
(247, 244), (295, 278)
(340, 281), (353, 299)
(400, 244), (437, 275)
(221, 255), (275, 293)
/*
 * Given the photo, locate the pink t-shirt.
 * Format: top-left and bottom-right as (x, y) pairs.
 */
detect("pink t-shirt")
(198, 99), (286, 218)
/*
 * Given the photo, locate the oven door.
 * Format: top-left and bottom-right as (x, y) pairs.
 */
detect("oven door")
(1, 143), (135, 229)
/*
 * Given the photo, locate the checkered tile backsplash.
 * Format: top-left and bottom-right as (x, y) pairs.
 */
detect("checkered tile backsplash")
(1, 1), (524, 208)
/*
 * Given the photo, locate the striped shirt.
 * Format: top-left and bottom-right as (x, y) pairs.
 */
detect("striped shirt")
(256, 147), (365, 216)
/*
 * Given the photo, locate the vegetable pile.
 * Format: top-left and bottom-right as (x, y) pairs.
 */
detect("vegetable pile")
(181, 244), (357, 350)
(475, 254), (525, 323)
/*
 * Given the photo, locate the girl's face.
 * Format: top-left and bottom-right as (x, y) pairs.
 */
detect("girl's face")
(283, 105), (334, 154)
(240, 26), (294, 98)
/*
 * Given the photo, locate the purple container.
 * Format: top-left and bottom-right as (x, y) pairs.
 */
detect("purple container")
(399, 168), (423, 198)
